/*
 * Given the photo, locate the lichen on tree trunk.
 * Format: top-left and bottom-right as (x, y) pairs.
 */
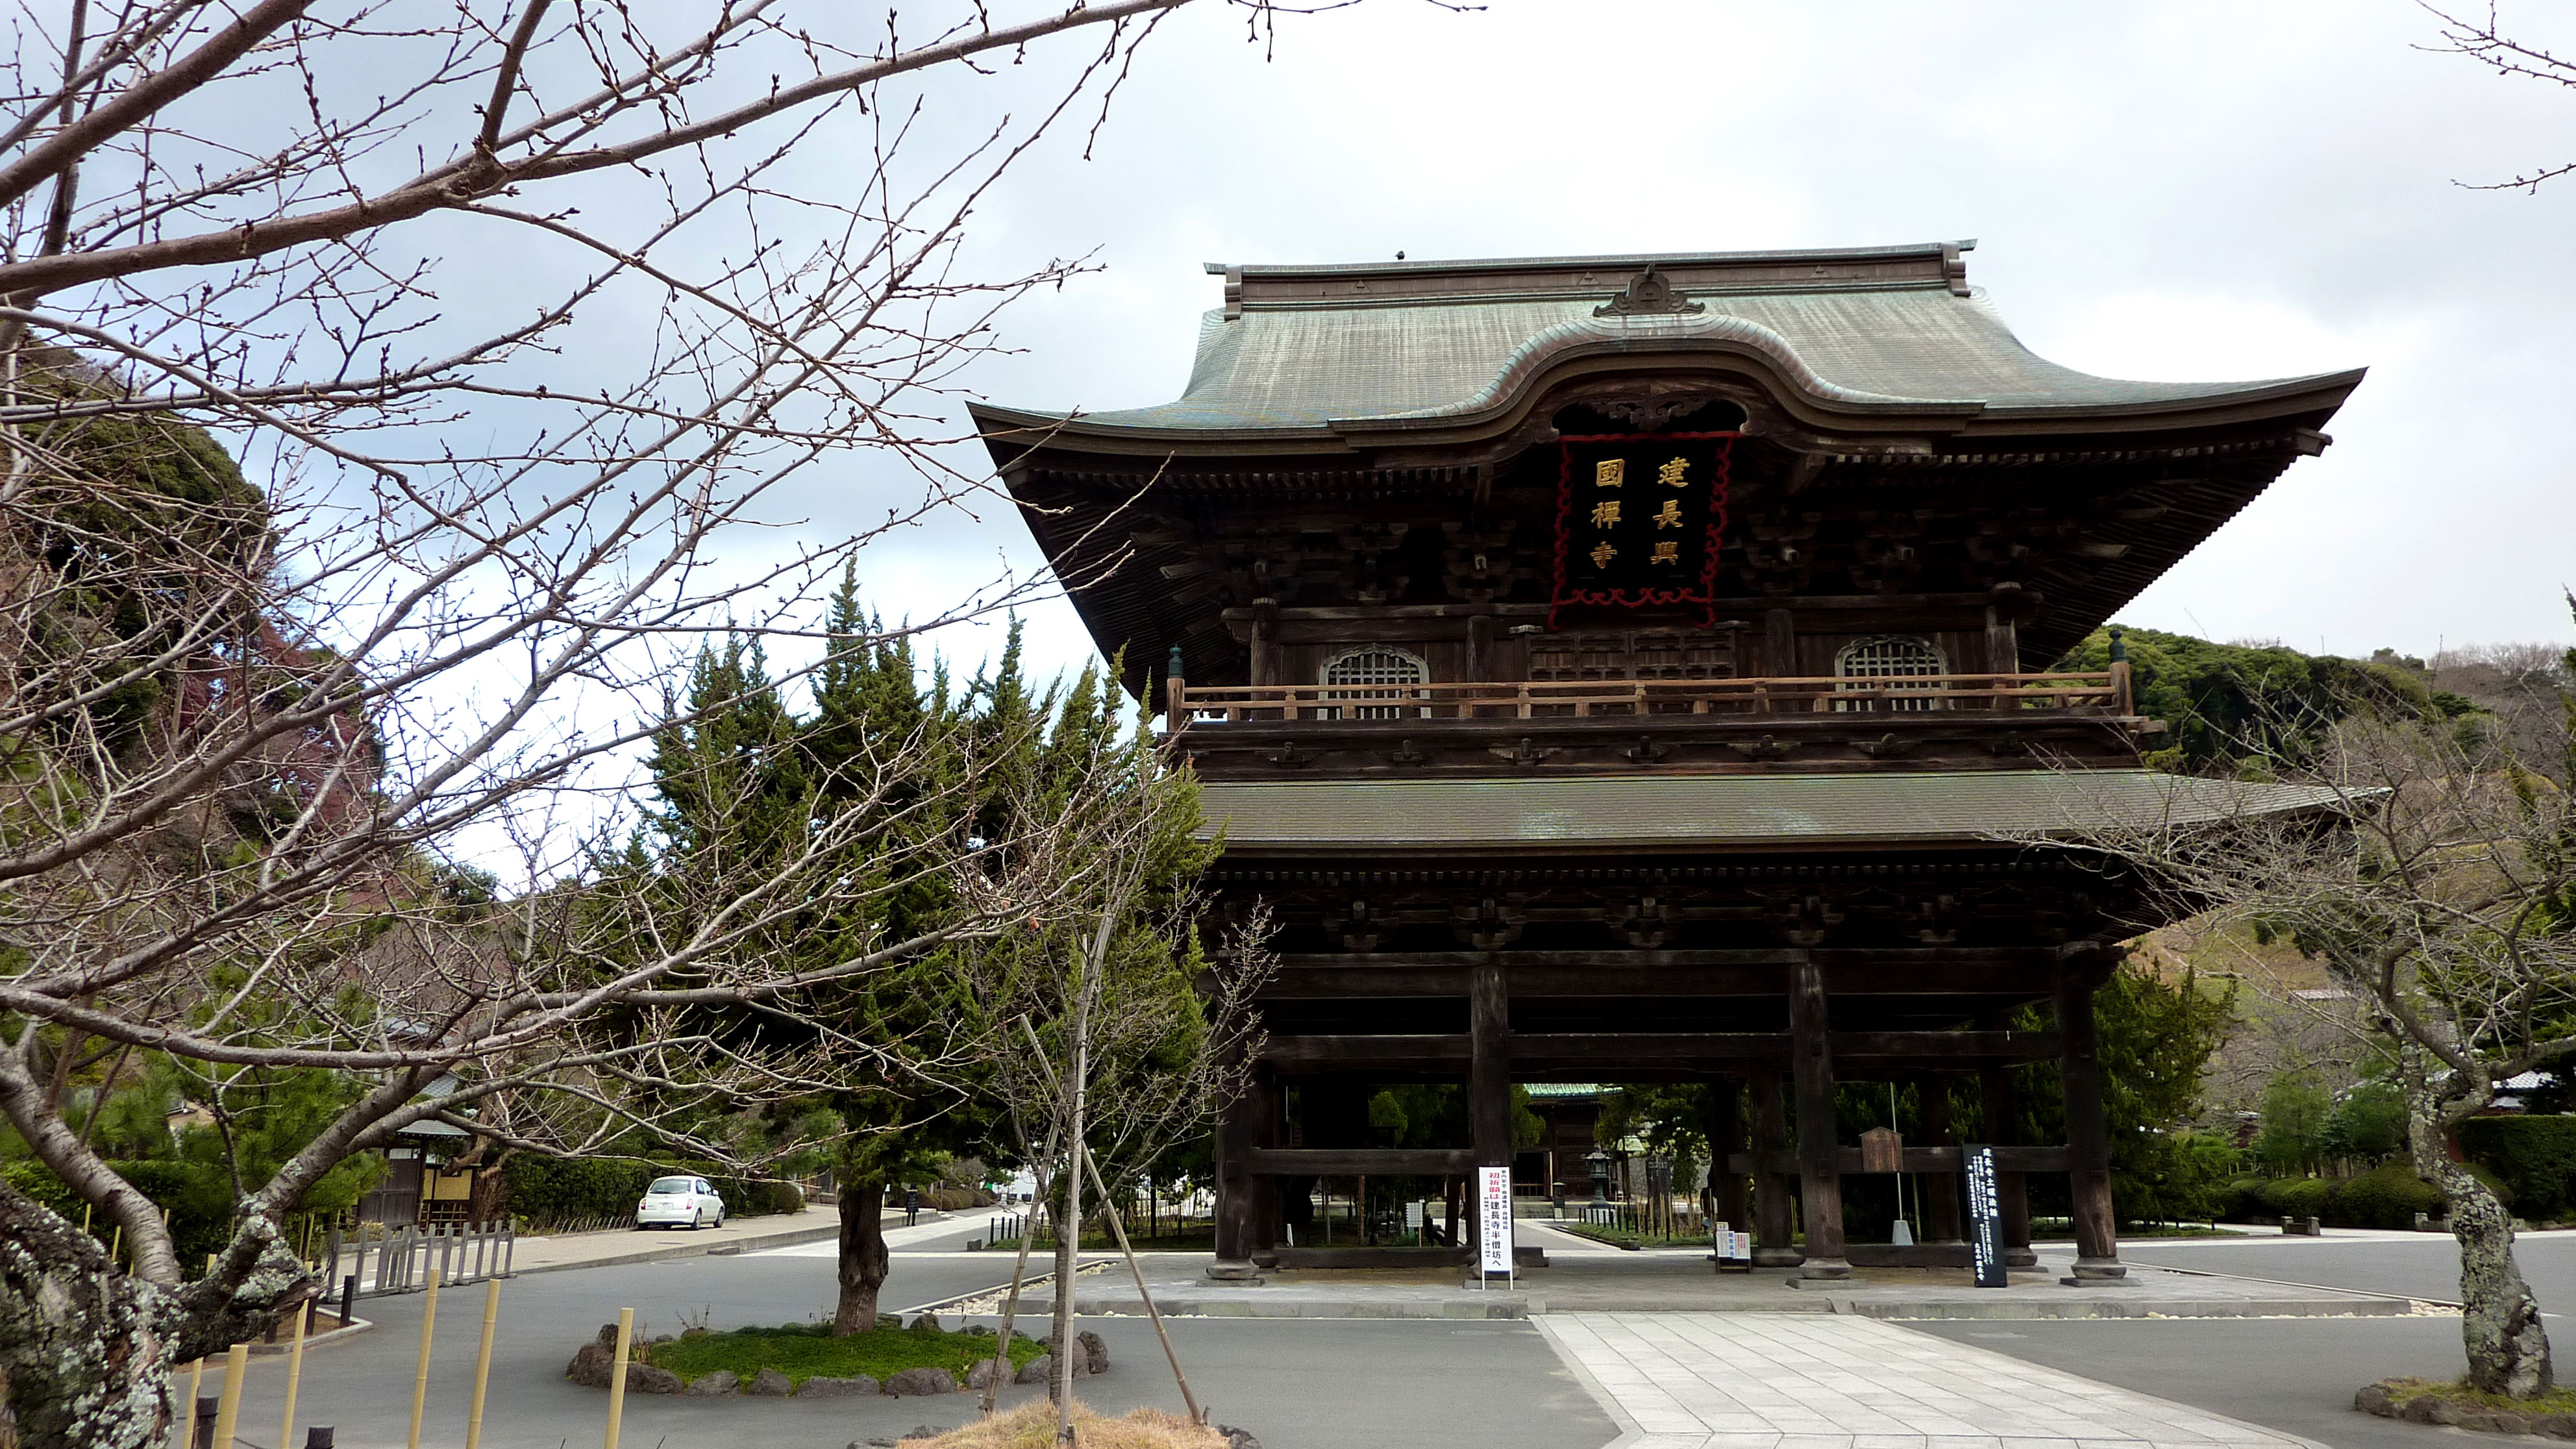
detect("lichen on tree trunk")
(2410, 1087), (2553, 1398)
(0, 1179), (179, 1449)
(833, 1179), (889, 1336)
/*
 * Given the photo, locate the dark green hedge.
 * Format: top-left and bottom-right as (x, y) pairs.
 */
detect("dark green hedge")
(2221, 1163), (2470, 1230)
(501, 1156), (800, 1227)
(2, 1158), (236, 1274)
(2457, 1117), (2576, 1221)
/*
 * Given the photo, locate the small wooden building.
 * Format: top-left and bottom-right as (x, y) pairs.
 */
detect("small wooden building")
(975, 243), (2359, 1280)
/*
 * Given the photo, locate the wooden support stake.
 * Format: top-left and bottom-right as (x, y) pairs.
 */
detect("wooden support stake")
(406, 1270), (440, 1449)
(279, 1298), (311, 1449)
(211, 1344), (248, 1449)
(465, 1278), (501, 1449)
(178, 1355), (205, 1449)
(602, 1307), (634, 1449)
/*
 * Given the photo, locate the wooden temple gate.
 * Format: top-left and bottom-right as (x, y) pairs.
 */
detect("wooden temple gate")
(978, 242), (2360, 1283)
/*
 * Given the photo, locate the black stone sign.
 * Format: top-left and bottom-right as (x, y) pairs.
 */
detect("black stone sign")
(1551, 432), (1734, 625)
(1964, 1144), (2007, 1288)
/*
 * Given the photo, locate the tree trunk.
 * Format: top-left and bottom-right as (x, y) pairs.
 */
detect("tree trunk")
(2408, 1082), (2553, 1398)
(832, 1179), (889, 1336)
(0, 1182), (180, 1449)
(2440, 1159), (2552, 1396)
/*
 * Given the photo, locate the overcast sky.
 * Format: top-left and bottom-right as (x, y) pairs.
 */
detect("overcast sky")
(819, 0), (2576, 680)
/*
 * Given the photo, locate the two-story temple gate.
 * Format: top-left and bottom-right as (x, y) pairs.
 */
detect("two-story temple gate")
(976, 242), (2359, 1282)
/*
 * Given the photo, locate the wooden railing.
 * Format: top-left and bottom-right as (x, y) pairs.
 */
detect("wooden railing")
(1167, 665), (2134, 726)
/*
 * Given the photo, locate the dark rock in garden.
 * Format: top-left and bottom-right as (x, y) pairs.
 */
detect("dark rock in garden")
(2457, 1411), (2498, 1432)
(683, 1369), (738, 1396)
(567, 1344), (613, 1388)
(1015, 1355), (1051, 1385)
(2533, 1413), (2576, 1438)
(800, 1374), (880, 1398)
(899, 1428), (942, 1442)
(2404, 1397), (2460, 1426)
(2491, 1412), (2532, 1435)
(963, 1324), (994, 1337)
(1077, 1331), (1109, 1375)
(966, 1356), (1010, 1390)
(882, 1366), (959, 1397)
(2354, 1385), (2394, 1417)
(1217, 1428), (1262, 1449)
(748, 1368), (793, 1396)
(907, 1313), (943, 1333)
(597, 1324), (622, 1348)
(627, 1365), (684, 1395)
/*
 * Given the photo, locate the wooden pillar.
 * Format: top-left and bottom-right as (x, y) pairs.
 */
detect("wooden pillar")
(1470, 959), (1510, 1269)
(1467, 612), (1494, 682)
(1976, 1051), (2037, 1269)
(1705, 1078), (1749, 1239)
(1250, 1067), (1282, 1268)
(2057, 969), (2126, 1281)
(1208, 1056), (1259, 1281)
(1913, 1072), (1963, 1245)
(1984, 604), (2020, 687)
(1765, 608), (1798, 682)
(1749, 1070), (1798, 1265)
(1789, 957), (1850, 1278)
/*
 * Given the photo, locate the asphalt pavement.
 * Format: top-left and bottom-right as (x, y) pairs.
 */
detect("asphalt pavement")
(1904, 1231), (2576, 1449)
(188, 1214), (1615, 1449)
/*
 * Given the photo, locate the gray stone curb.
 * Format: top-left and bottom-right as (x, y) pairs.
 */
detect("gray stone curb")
(508, 1220), (841, 1278)
(1833, 1295), (2427, 1320)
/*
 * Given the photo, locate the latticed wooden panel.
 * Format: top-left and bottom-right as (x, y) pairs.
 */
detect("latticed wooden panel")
(1529, 629), (1735, 682)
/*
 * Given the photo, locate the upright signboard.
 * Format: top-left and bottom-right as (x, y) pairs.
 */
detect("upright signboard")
(1476, 1165), (1513, 1283)
(1964, 1144), (2008, 1288)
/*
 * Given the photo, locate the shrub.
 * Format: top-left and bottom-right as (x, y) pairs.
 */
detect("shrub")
(504, 1156), (654, 1228)
(2332, 1162), (2444, 1229)
(2457, 1117), (2576, 1221)
(2254, 1176), (2333, 1220)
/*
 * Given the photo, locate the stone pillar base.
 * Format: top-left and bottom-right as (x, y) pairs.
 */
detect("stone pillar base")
(2004, 1247), (2038, 1269)
(1204, 1259), (1261, 1283)
(1251, 1249), (1279, 1269)
(1753, 1248), (1803, 1268)
(2062, 1256), (2132, 1286)
(1798, 1257), (1853, 1280)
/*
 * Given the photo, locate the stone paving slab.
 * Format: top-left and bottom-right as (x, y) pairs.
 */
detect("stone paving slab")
(1535, 1312), (2334, 1449)
(979, 1245), (2432, 1320)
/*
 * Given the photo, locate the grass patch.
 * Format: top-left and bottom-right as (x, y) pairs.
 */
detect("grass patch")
(2376, 1376), (2576, 1415)
(641, 1319), (1046, 1387)
(910, 1401), (1223, 1448)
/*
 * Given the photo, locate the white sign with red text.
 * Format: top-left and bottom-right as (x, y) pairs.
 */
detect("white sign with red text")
(1477, 1165), (1513, 1278)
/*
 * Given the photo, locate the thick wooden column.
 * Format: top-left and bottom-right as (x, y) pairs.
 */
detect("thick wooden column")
(1208, 1058), (1259, 1280)
(1705, 1078), (1749, 1239)
(1976, 1050), (2037, 1269)
(1250, 1067), (1282, 1269)
(1913, 1072), (1963, 1244)
(1470, 959), (1511, 1269)
(1789, 956), (1850, 1278)
(1749, 1070), (1800, 1266)
(2057, 969), (2126, 1281)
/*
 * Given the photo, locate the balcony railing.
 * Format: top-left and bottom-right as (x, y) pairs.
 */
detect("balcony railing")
(1166, 666), (2135, 727)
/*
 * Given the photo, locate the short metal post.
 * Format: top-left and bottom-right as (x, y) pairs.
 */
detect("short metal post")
(303, 1430), (336, 1449)
(190, 1395), (217, 1449)
(339, 1274), (356, 1328)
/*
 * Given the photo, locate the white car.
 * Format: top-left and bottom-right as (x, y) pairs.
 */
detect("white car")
(636, 1175), (727, 1230)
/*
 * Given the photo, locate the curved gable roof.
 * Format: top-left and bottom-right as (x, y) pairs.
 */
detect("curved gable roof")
(975, 243), (2361, 443)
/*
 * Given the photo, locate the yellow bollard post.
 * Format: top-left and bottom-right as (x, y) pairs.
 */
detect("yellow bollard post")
(210, 1343), (248, 1449)
(602, 1307), (634, 1449)
(406, 1271), (441, 1449)
(175, 1355), (205, 1449)
(464, 1278), (501, 1449)
(278, 1297), (311, 1449)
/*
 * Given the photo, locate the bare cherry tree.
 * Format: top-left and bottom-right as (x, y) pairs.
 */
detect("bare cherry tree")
(2423, 3), (2576, 189)
(2044, 686), (2576, 1398)
(0, 3), (1337, 1444)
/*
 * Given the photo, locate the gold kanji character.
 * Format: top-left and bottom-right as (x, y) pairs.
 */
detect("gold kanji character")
(1652, 540), (1681, 564)
(1589, 541), (1618, 568)
(1594, 458), (1626, 488)
(1657, 456), (1690, 487)
(1653, 499), (1685, 530)
(1590, 499), (1622, 527)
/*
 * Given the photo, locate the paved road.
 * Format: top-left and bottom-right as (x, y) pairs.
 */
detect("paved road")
(1904, 1232), (2576, 1449)
(193, 1217), (1614, 1449)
